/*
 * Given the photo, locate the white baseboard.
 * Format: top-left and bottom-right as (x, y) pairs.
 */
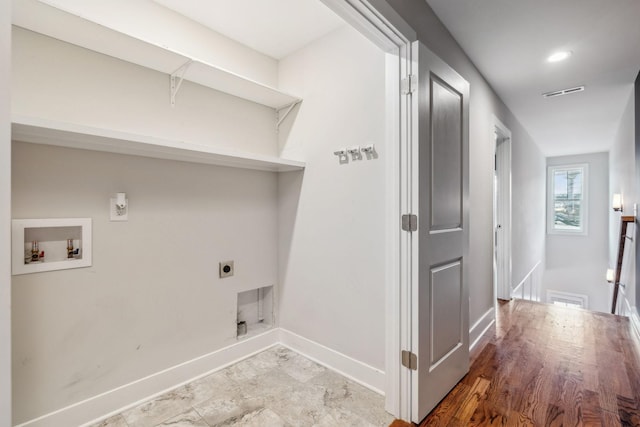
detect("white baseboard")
(16, 329), (280, 427)
(630, 309), (640, 341)
(278, 328), (386, 395)
(469, 307), (495, 352)
(17, 327), (388, 427)
(621, 289), (640, 341)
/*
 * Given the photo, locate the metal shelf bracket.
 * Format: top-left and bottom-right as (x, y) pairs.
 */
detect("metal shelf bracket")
(276, 100), (302, 131)
(170, 60), (193, 107)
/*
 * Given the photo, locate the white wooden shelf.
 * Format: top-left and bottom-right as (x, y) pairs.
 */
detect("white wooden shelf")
(12, 116), (305, 172)
(14, 0), (302, 110)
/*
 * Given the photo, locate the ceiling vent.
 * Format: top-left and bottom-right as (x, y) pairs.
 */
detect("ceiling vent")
(542, 86), (585, 98)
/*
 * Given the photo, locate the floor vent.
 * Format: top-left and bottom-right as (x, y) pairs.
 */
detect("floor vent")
(546, 290), (588, 308)
(542, 85), (585, 98)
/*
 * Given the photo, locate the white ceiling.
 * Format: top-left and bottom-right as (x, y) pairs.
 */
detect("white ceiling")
(153, 0), (345, 60)
(426, 0), (640, 157)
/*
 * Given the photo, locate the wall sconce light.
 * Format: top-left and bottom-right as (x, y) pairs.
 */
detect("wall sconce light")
(612, 193), (623, 212)
(606, 268), (614, 283)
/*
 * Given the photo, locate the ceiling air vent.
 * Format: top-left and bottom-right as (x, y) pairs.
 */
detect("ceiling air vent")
(542, 86), (585, 98)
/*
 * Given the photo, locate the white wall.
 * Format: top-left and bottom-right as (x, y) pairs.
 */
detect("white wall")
(12, 28), (278, 157)
(511, 133), (546, 292)
(1, 0), (12, 425)
(11, 142), (279, 424)
(544, 152), (610, 312)
(11, 28), (284, 424)
(15, 0), (278, 87)
(277, 26), (387, 370)
(386, 0), (546, 324)
(609, 90), (637, 314)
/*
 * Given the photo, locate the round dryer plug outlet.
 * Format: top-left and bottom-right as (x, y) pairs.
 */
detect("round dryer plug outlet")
(219, 261), (234, 278)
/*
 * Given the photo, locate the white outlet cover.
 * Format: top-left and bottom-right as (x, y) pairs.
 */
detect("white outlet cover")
(110, 198), (128, 221)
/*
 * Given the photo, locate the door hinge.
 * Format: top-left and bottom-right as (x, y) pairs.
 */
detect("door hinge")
(401, 350), (417, 370)
(401, 214), (418, 232)
(401, 74), (417, 95)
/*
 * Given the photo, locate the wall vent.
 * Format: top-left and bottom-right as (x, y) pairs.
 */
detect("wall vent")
(542, 85), (585, 98)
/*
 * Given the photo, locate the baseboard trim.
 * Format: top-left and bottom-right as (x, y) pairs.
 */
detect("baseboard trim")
(17, 327), (388, 427)
(469, 307), (495, 352)
(630, 309), (640, 341)
(621, 289), (640, 341)
(16, 329), (280, 427)
(278, 328), (386, 395)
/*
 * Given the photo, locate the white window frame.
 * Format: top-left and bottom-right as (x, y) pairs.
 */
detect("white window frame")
(547, 163), (589, 235)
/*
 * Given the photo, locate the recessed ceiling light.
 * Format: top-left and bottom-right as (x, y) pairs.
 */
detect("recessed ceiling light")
(547, 51), (572, 63)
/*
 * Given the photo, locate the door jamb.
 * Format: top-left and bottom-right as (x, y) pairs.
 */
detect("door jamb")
(319, 0), (415, 420)
(493, 116), (512, 301)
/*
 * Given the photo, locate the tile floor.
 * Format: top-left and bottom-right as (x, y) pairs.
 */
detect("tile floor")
(90, 345), (394, 427)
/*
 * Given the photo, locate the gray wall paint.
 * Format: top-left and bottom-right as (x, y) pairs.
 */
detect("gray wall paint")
(1, 0), (11, 424)
(511, 131), (546, 289)
(545, 152), (610, 312)
(12, 28), (279, 157)
(277, 26), (387, 369)
(12, 143), (279, 423)
(11, 23), (387, 422)
(610, 90), (636, 313)
(387, 0), (546, 322)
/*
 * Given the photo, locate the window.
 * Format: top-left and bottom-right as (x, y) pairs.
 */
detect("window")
(547, 164), (588, 235)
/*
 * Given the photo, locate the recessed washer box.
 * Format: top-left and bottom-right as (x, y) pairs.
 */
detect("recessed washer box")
(237, 285), (273, 339)
(11, 218), (92, 275)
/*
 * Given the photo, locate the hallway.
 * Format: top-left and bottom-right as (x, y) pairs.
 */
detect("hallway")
(418, 299), (640, 426)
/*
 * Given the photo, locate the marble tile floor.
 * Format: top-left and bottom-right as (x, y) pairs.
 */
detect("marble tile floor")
(90, 345), (394, 427)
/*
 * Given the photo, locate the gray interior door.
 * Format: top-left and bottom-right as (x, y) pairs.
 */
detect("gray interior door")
(411, 41), (470, 422)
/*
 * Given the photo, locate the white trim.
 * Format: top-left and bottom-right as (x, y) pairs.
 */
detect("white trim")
(0, 0), (11, 424)
(620, 287), (640, 340)
(278, 328), (386, 395)
(16, 330), (280, 427)
(492, 116), (512, 300)
(630, 308), (640, 341)
(512, 260), (542, 301)
(547, 163), (589, 236)
(402, 40), (419, 422)
(16, 327), (392, 427)
(384, 50), (402, 416)
(318, 0), (413, 420)
(469, 307), (495, 351)
(320, 0), (415, 52)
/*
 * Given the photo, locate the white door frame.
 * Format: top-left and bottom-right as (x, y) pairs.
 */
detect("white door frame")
(319, 0), (415, 420)
(0, 0), (11, 425)
(493, 116), (512, 301)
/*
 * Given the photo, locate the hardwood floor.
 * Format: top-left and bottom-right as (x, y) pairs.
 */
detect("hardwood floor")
(396, 299), (640, 426)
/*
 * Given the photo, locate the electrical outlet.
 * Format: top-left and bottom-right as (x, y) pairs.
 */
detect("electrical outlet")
(219, 261), (234, 278)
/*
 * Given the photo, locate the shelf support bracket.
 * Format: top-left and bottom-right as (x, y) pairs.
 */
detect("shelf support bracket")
(276, 100), (302, 132)
(170, 60), (193, 107)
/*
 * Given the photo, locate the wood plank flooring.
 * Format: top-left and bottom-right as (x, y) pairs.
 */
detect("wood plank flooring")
(395, 299), (640, 426)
